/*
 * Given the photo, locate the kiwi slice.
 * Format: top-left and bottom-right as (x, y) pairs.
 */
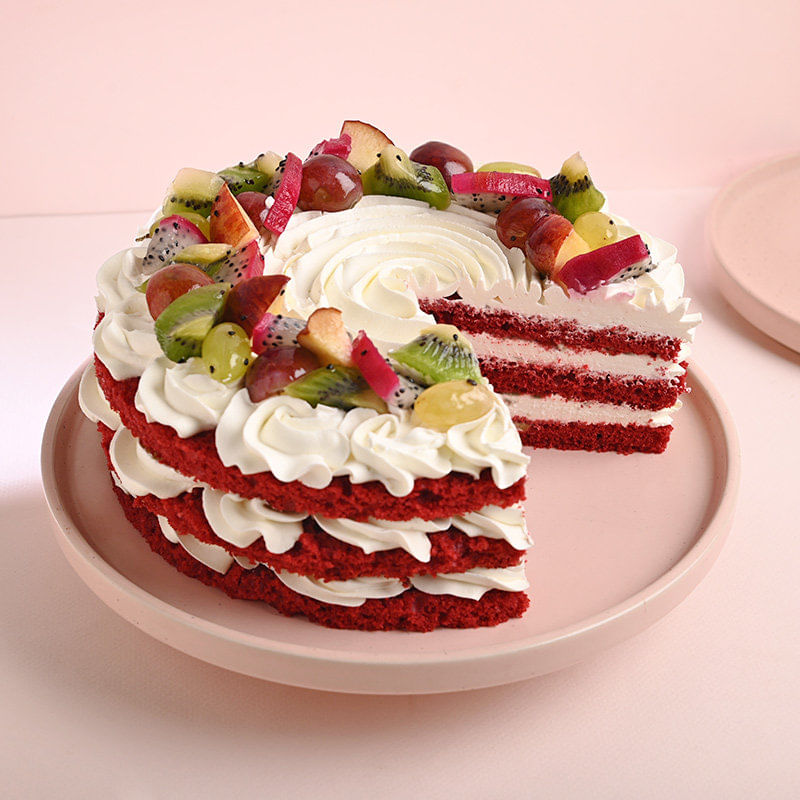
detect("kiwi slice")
(549, 153), (605, 223)
(389, 324), (482, 385)
(361, 146), (450, 210)
(162, 168), (225, 219)
(218, 164), (272, 196)
(172, 243), (233, 269)
(283, 365), (383, 411)
(154, 283), (231, 362)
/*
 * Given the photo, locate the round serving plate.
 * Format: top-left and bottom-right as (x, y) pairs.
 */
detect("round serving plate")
(709, 152), (800, 353)
(41, 363), (739, 694)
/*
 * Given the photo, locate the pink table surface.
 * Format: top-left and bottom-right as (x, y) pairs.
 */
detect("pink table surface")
(2, 187), (799, 798)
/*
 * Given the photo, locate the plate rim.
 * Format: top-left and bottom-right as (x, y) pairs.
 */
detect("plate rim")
(708, 151), (800, 353)
(40, 361), (740, 685)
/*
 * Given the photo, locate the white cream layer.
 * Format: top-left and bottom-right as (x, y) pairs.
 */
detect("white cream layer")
(79, 363), (122, 430)
(156, 514), (528, 605)
(467, 332), (685, 381)
(503, 393), (679, 427)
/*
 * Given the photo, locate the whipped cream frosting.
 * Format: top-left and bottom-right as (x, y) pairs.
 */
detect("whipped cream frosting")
(214, 389), (527, 494)
(155, 514), (529, 605)
(79, 363), (121, 430)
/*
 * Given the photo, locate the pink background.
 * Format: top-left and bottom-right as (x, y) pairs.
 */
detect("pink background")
(3, 0), (799, 216)
(3, 1), (800, 798)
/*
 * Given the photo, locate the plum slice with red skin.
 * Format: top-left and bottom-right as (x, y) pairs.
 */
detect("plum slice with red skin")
(209, 183), (258, 247)
(351, 330), (400, 401)
(556, 235), (651, 294)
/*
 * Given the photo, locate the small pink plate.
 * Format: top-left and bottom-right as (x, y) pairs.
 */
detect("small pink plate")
(709, 153), (800, 353)
(42, 364), (739, 694)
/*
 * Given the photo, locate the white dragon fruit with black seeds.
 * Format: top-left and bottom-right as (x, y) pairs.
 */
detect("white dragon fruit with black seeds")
(251, 313), (307, 355)
(389, 372), (426, 410)
(141, 215), (207, 274)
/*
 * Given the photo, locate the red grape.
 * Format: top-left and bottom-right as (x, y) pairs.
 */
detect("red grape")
(145, 264), (214, 320)
(236, 191), (270, 235)
(495, 197), (556, 250)
(409, 141), (473, 190)
(298, 155), (362, 212)
(222, 274), (289, 335)
(246, 346), (320, 402)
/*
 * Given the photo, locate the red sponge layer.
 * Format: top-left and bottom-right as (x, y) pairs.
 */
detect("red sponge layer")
(482, 357), (685, 411)
(420, 297), (681, 360)
(514, 417), (671, 454)
(112, 481), (530, 632)
(95, 358), (525, 521)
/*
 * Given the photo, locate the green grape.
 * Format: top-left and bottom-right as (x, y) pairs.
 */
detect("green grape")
(573, 211), (620, 250)
(202, 323), (252, 383)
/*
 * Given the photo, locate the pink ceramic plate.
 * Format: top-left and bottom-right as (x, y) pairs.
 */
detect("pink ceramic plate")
(41, 363), (739, 694)
(709, 153), (800, 353)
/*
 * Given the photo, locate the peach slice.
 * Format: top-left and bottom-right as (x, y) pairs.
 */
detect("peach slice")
(297, 308), (354, 367)
(340, 120), (393, 173)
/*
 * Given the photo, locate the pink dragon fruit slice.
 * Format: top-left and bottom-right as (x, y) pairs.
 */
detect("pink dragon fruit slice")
(308, 133), (352, 160)
(450, 171), (553, 214)
(556, 235), (652, 294)
(263, 152), (302, 236)
(351, 330), (400, 402)
(251, 312), (307, 355)
(142, 215), (208, 274)
(207, 240), (264, 285)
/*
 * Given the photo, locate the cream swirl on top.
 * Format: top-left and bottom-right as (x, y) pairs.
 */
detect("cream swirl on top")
(267, 196), (528, 348)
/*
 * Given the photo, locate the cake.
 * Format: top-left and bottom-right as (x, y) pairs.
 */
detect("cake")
(79, 120), (698, 631)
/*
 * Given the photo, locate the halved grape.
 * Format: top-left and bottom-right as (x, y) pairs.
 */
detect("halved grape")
(409, 141), (473, 191)
(145, 263), (214, 320)
(495, 197), (556, 250)
(202, 323), (253, 383)
(412, 380), (495, 431)
(245, 346), (319, 402)
(298, 155), (363, 212)
(573, 211), (621, 250)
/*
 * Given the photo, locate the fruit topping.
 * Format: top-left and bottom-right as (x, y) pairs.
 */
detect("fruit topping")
(450, 171), (553, 214)
(162, 168), (225, 219)
(296, 307), (354, 367)
(145, 211), (210, 241)
(218, 163), (272, 196)
(351, 330), (400, 402)
(188, 240), (264, 284)
(222, 275), (289, 335)
(263, 152), (302, 236)
(235, 191), (270, 236)
(145, 263), (214, 320)
(389, 373), (426, 410)
(549, 153), (605, 222)
(557, 235), (653, 294)
(495, 197), (557, 250)
(412, 380), (494, 431)
(340, 120), (393, 173)
(361, 146), (450, 210)
(253, 151), (283, 185)
(389, 324), (481, 385)
(524, 215), (590, 279)
(246, 346), (320, 403)
(252, 313), (307, 355)
(308, 133), (352, 160)
(298, 154), (363, 212)
(141, 215), (208, 275)
(477, 161), (541, 177)
(154, 283), (231, 362)
(201, 322), (253, 383)
(210, 183), (259, 247)
(172, 243), (233, 267)
(409, 141), (473, 191)
(572, 211), (625, 250)
(284, 364), (386, 412)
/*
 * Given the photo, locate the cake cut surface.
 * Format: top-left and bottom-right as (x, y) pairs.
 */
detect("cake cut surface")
(81, 121), (699, 631)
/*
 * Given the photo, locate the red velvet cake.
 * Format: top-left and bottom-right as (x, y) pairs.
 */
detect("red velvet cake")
(80, 120), (699, 631)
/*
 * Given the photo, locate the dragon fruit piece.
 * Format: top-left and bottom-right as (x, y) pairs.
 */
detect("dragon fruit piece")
(207, 240), (264, 285)
(141, 215), (208, 274)
(351, 330), (400, 402)
(251, 312), (307, 355)
(450, 171), (553, 214)
(557, 235), (652, 294)
(389, 373), (426, 410)
(308, 133), (352, 160)
(263, 153), (302, 236)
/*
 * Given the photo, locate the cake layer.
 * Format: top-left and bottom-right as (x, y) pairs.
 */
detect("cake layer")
(95, 359), (526, 520)
(113, 483), (530, 632)
(420, 297), (683, 359)
(513, 418), (672, 454)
